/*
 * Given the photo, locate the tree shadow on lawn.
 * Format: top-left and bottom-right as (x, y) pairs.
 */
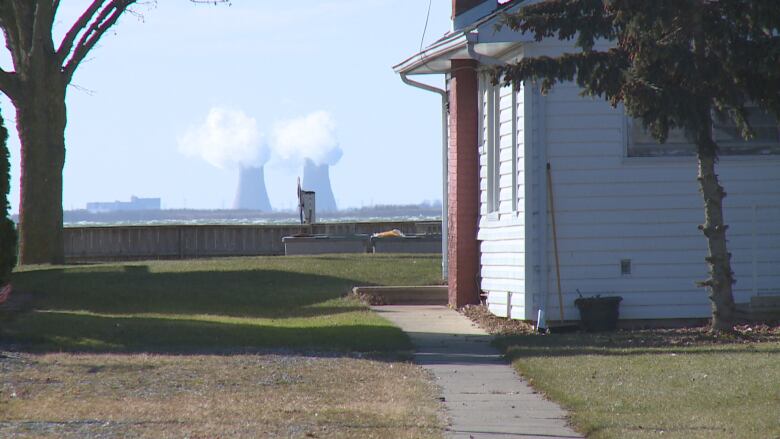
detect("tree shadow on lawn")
(2, 265), (423, 355)
(494, 331), (780, 360)
(1, 311), (412, 355)
(10, 265), (372, 319)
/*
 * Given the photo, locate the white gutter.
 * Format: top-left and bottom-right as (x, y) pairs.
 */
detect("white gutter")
(400, 73), (449, 280)
(393, 33), (468, 74)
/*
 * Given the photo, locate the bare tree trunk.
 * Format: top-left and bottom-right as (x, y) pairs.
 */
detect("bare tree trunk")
(13, 72), (67, 265)
(0, 0), (175, 265)
(695, 124), (737, 332)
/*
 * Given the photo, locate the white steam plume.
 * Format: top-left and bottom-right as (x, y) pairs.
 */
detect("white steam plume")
(271, 111), (342, 166)
(178, 107), (269, 169)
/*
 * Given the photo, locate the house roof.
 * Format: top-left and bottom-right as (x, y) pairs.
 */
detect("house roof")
(393, 1), (532, 76)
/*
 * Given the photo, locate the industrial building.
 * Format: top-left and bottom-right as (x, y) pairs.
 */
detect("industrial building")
(86, 196), (161, 213)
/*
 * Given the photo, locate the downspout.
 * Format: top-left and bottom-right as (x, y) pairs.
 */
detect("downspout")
(400, 73), (449, 280)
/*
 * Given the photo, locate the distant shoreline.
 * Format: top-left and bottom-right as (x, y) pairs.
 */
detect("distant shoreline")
(54, 204), (443, 227)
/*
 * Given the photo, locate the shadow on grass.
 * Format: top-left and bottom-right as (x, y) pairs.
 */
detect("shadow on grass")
(2, 311), (410, 354)
(0, 263), (426, 355)
(10, 265), (371, 319)
(494, 331), (780, 360)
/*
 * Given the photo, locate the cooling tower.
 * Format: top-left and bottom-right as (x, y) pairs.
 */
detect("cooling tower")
(302, 159), (337, 212)
(233, 165), (272, 211)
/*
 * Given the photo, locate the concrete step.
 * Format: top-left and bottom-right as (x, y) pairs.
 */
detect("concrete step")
(352, 286), (448, 305)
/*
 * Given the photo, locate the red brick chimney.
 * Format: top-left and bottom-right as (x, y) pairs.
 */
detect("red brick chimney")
(452, 0), (485, 19)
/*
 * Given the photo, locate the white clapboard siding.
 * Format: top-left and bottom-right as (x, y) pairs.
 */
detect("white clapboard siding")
(480, 239), (524, 254)
(482, 278), (525, 293)
(476, 38), (780, 323)
(470, 38), (780, 322)
(530, 44), (780, 321)
(480, 78), (527, 320)
(481, 265), (525, 280)
(481, 252), (526, 267)
(477, 222), (525, 240)
(509, 288), (528, 321)
(488, 290), (510, 317)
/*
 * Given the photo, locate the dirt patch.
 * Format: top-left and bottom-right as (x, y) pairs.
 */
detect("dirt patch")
(460, 304), (536, 335)
(460, 304), (780, 347)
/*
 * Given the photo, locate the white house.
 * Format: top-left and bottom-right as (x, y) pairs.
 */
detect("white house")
(395, 0), (780, 322)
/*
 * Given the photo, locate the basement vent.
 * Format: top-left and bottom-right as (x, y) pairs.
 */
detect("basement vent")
(620, 259), (632, 276)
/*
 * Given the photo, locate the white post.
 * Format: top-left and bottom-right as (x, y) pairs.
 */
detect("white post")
(752, 205), (757, 297)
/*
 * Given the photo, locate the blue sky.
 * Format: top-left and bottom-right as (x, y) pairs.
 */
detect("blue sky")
(1, 0), (452, 213)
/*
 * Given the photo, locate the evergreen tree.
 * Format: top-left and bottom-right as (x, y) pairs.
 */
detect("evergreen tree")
(494, 0), (780, 331)
(0, 110), (16, 285)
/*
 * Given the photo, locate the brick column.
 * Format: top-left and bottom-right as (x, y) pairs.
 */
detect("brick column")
(447, 59), (480, 308)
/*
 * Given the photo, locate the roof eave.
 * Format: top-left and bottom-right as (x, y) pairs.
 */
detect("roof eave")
(392, 33), (469, 75)
(394, 2), (531, 76)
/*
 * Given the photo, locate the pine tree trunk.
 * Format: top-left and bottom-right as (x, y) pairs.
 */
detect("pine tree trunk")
(13, 72), (67, 265)
(695, 128), (737, 332)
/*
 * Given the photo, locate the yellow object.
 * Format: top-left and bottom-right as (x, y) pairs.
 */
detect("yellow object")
(372, 229), (404, 238)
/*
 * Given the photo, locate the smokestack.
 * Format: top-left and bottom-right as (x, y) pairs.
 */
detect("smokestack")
(233, 165), (272, 211)
(302, 159), (337, 212)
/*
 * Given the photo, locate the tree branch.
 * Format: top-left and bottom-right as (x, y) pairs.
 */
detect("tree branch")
(0, 5), (19, 65)
(494, 49), (629, 99)
(1, 1), (30, 70)
(56, 0), (230, 68)
(62, 0), (135, 83)
(30, 1), (57, 61)
(56, 0), (107, 66)
(0, 67), (19, 100)
(501, 0), (615, 50)
(56, 0), (232, 82)
(0, 3), (17, 42)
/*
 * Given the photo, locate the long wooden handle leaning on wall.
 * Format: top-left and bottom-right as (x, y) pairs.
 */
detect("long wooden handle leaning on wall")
(547, 162), (565, 322)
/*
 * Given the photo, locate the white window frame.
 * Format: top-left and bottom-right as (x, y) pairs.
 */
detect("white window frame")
(486, 82), (501, 214)
(484, 78), (520, 217)
(511, 82), (519, 213)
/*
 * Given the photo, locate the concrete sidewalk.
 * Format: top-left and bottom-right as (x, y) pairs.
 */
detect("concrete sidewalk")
(372, 305), (583, 439)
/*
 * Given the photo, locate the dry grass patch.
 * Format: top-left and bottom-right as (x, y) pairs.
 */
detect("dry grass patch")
(0, 352), (443, 438)
(0, 256), (446, 437)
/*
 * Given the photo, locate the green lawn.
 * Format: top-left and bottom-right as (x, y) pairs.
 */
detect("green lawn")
(494, 330), (780, 439)
(1, 254), (445, 438)
(2, 254), (441, 353)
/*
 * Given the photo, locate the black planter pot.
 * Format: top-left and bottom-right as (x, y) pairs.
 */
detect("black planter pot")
(574, 296), (622, 332)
